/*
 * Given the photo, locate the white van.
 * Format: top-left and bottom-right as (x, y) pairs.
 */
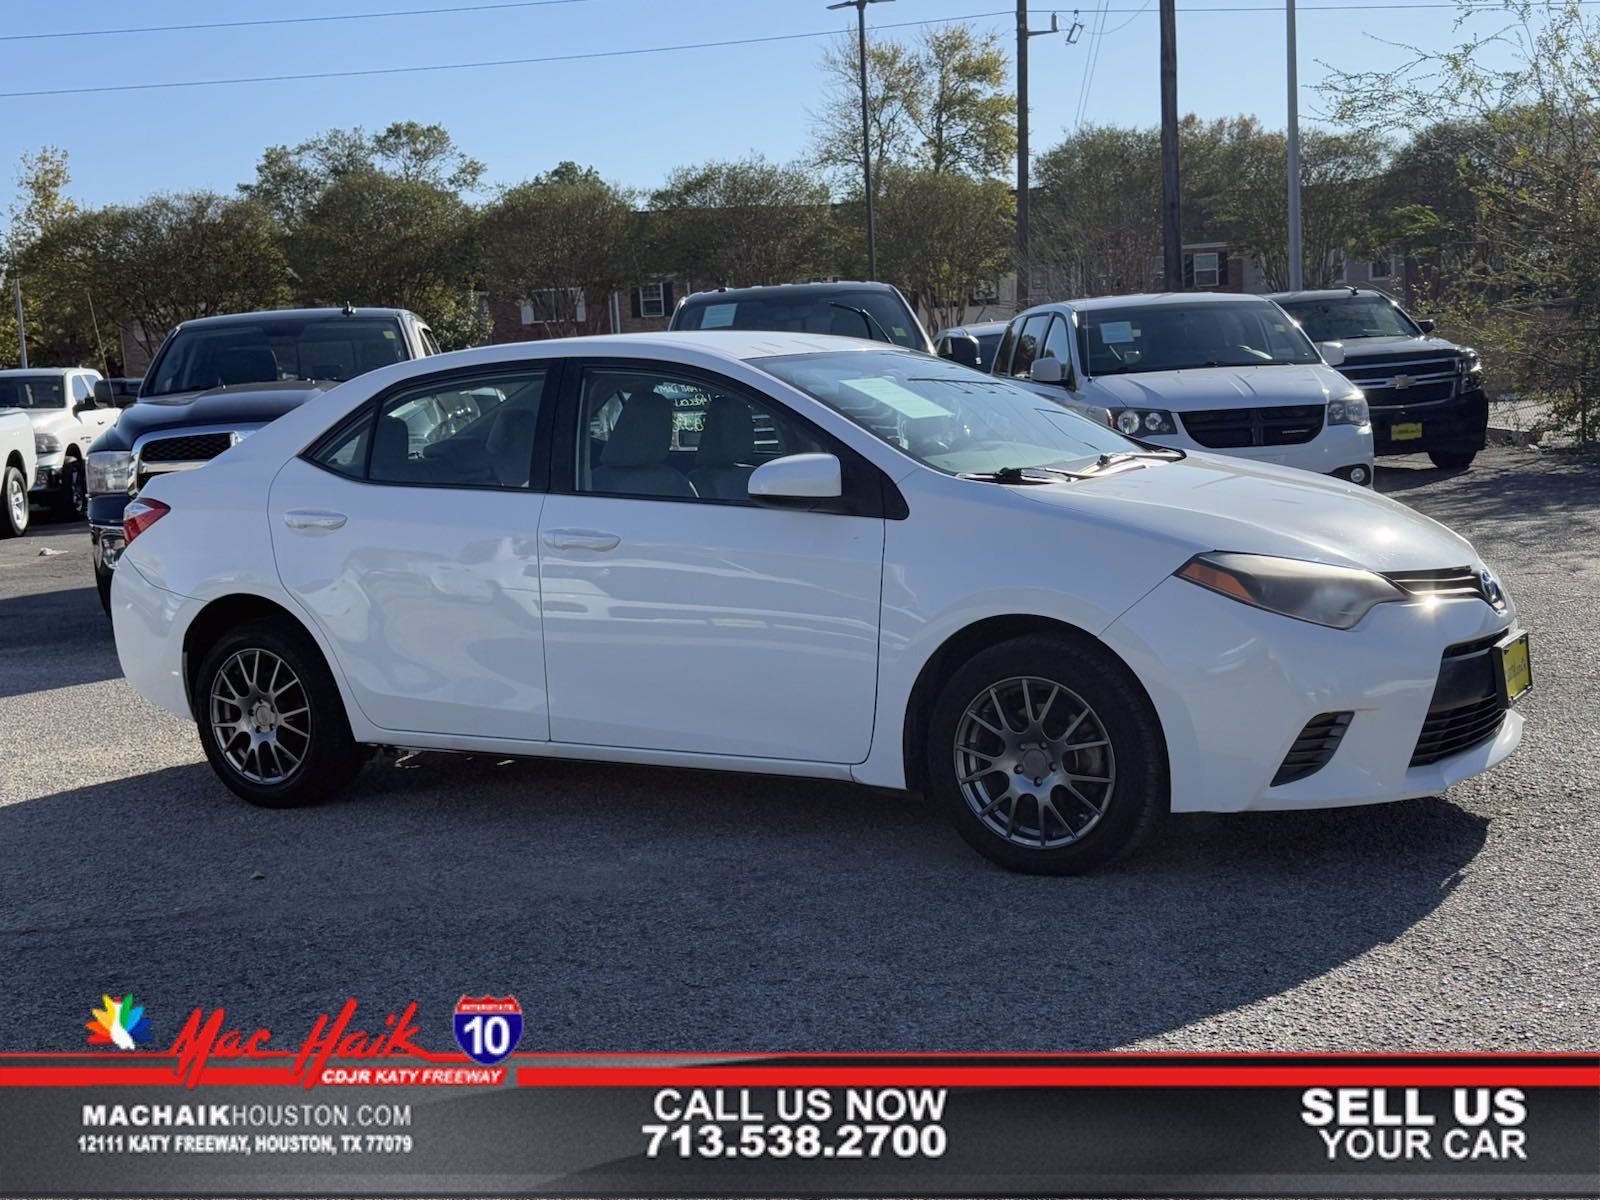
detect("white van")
(976, 293), (1376, 485)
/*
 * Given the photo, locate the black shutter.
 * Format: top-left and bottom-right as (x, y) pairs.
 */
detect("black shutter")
(1182, 254), (1195, 289)
(662, 281), (675, 311)
(630, 288), (642, 319)
(1217, 250), (1230, 289)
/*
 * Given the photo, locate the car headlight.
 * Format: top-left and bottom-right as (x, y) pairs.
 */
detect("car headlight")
(87, 450), (136, 496)
(1114, 408), (1177, 436)
(1458, 349), (1483, 379)
(1327, 394), (1369, 426)
(1176, 551), (1406, 630)
(35, 431), (61, 454)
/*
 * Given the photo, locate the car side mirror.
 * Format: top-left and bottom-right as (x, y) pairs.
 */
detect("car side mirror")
(1417, 319), (1436, 334)
(748, 453), (842, 503)
(74, 397), (97, 416)
(1030, 357), (1067, 385)
(940, 334), (979, 368)
(92, 380), (114, 407)
(1318, 341), (1346, 368)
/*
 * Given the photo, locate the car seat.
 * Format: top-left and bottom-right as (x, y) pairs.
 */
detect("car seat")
(689, 398), (757, 500)
(590, 393), (696, 498)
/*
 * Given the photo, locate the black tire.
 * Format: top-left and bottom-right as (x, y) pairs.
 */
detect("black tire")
(53, 456), (86, 519)
(96, 565), (113, 616)
(0, 464), (28, 538)
(925, 632), (1168, 874)
(192, 617), (365, 808)
(1427, 450), (1477, 470)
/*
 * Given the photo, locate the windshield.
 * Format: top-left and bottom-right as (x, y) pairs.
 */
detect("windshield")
(145, 316), (409, 397)
(0, 376), (66, 409)
(757, 349), (1141, 477)
(1279, 296), (1421, 342)
(1079, 301), (1321, 375)
(675, 291), (926, 350)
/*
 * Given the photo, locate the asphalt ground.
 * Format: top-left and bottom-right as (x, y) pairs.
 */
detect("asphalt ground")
(1, 447), (1595, 1053)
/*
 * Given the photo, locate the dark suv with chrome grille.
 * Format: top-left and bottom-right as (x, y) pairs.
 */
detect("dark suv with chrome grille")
(1272, 287), (1486, 470)
(85, 307), (438, 613)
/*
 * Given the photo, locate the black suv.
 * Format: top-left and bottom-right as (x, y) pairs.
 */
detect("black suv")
(1271, 287), (1486, 470)
(87, 306), (438, 613)
(669, 281), (935, 354)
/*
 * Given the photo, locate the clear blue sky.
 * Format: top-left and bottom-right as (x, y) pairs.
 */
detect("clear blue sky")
(0, 0), (1507, 209)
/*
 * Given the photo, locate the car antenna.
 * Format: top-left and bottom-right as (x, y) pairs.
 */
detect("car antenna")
(342, 300), (355, 316)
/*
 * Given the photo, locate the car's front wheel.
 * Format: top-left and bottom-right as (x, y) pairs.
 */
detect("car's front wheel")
(54, 457), (86, 519)
(1427, 450), (1477, 471)
(926, 633), (1167, 874)
(1, 464), (28, 538)
(193, 618), (365, 808)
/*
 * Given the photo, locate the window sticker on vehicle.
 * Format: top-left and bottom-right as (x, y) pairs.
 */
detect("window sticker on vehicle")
(1099, 321), (1135, 344)
(842, 377), (954, 419)
(699, 303), (737, 329)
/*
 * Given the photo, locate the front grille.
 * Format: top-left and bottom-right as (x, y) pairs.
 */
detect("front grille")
(139, 433), (233, 463)
(1340, 354), (1459, 409)
(1382, 566), (1489, 604)
(1272, 711), (1353, 785)
(1409, 637), (1509, 766)
(1180, 404), (1325, 449)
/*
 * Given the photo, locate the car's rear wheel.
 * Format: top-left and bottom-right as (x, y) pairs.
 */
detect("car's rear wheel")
(193, 618), (365, 808)
(1, 465), (28, 538)
(926, 633), (1167, 874)
(1428, 450), (1476, 470)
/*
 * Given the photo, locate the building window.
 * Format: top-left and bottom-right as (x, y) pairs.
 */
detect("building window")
(521, 288), (586, 325)
(638, 283), (665, 318)
(1191, 252), (1220, 289)
(1370, 254), (1393, 279)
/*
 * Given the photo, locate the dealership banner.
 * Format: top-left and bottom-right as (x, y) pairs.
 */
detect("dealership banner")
(0, 999), (1596, 1197)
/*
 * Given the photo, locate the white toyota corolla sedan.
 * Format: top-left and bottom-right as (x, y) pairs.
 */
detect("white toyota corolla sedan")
(110, 332), (1529, 873)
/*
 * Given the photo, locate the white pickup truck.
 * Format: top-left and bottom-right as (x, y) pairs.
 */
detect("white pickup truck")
(0, 368), (118, 518)
(0, 406), (37, 537)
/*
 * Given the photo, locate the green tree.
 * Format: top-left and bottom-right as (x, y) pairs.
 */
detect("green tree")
(479, 163), (637, 338)
(875, 166), (1014, 332)
(648, 156), (833, 286)
(1034, 125), (1162, 296)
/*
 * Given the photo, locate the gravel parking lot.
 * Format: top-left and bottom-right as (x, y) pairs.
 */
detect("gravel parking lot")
(1, 446), (1595, 1053)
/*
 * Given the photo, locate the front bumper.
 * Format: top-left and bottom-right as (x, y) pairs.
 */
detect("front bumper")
(1372, 386), (1488, 456)
(29, 453), (65, 495)
(1144, 422), (1375, 483)
(1101, 575), (1523, 813)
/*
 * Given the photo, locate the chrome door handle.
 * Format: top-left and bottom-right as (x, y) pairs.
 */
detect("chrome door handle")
(542, 528), (621, 552)
(283, 509), (348, 532)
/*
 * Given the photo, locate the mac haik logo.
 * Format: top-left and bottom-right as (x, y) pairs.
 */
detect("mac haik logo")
(453, 996), (522, 1065)
(168, 998), (425, 1088)
(86, 994), (152, 1049)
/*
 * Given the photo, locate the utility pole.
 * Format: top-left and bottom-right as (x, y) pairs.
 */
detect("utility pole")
(1014, 2), (1065, 312)
(828, 0), (893, 281)
(10, 273), (26, 369)
(1285, 0), (1304, 290)
(1159, 0), (1182, 290)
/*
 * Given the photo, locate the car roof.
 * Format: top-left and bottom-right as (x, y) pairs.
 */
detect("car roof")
(943, 321), (1008, 337)
(680, 281), (905, 304)
(0, 367), (94, 377)
(1268, 287), (1400, 304)
(171, 306), (417, 330)
(1059, 292), (1280, 313)
(379, 330), (900, 373)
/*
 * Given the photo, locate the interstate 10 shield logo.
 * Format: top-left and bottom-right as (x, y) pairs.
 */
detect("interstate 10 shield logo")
(453, 996), (522, 1065)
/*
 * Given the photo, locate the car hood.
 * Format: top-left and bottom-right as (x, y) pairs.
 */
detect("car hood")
(99, 381), (326, 451)
(1335, 335), (1461, 360)
(1084, 364), (1356, 412)
(1018, 453), (1475, 573)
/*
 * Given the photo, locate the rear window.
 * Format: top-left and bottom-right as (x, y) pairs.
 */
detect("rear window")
(146, 317), (410, 397)
(673, 291), (925, 351)
(0, 376), (66, 409)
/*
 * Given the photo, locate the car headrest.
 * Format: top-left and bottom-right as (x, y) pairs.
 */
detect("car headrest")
(695, 397), (755, 466)
(600, 392), (673, 467)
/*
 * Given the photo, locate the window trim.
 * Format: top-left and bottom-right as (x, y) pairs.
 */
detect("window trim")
(300, 361), (564, 494)
(521, 288), (586, 326)
(637, 283), (666, 319)
(1191, 251), (1221, 289)
(550, 357), (902, 519)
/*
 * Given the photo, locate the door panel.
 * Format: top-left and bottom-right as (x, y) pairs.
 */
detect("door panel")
(538, 494), (883, 761)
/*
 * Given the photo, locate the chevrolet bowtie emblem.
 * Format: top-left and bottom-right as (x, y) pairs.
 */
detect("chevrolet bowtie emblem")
(1392, 374), (1415, 389)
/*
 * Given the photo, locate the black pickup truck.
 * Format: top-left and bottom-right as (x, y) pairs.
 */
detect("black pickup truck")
(87, 306), (438, 612)
(1272, 287), (1487, 470)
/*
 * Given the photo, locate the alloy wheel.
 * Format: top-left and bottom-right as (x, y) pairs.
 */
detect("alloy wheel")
(6, 473), (26, 531)
(952, 676), (1116, 849)
(208, 648), (311, 785)
(69, 465), (87, 517)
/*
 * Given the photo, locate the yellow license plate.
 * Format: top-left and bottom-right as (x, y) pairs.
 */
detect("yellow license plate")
(1391, 422), (1424, 441)
(1500, 634), (1532, 703)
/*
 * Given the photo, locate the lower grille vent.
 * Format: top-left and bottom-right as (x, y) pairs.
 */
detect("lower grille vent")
(1272, 711), (1354, 785)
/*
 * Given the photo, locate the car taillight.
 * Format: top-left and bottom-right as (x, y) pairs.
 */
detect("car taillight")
(122, 498), (170, 544)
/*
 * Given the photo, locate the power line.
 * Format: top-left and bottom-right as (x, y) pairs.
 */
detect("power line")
(0, 12), (1019, 100)
(0, 0), (594, 44)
